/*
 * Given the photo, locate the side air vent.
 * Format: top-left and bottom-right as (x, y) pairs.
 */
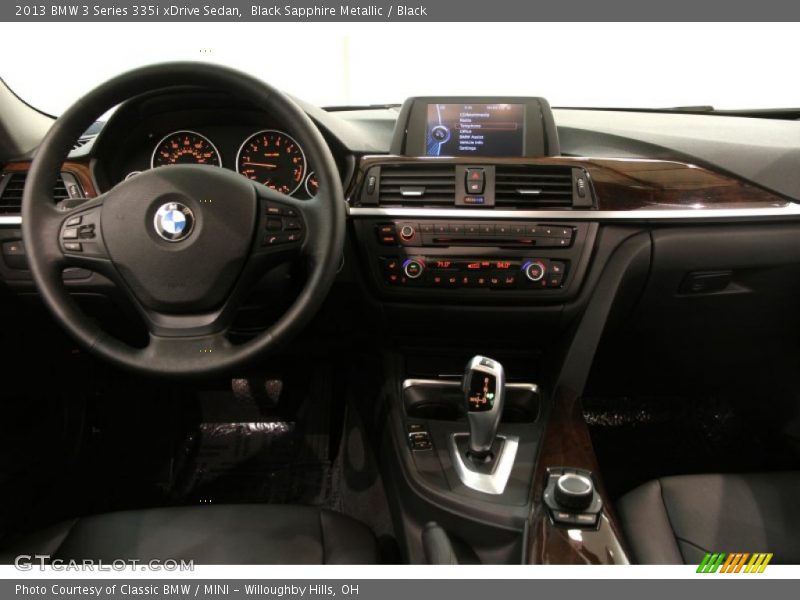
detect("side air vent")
(72, 136), (94, 151)
(0, 172), (83, 215)
(494, 165), (578, 208)
(377, 164), (456, 206)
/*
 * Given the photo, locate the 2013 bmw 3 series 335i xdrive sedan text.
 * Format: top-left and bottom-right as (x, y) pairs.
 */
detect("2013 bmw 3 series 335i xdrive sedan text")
(1, 59), (799, 566)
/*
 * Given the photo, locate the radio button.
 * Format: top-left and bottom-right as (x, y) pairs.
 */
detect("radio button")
(399, 224), (416, 241)
(377, 223), (398, 245)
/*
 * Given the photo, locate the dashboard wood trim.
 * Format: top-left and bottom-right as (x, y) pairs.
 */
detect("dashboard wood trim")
(3, 160), (97, 198)
(349, 155), (791, 211)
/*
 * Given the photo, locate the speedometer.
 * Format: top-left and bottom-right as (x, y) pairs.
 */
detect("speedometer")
(151, 130), (221, 168)
(236, 130), (306, 195)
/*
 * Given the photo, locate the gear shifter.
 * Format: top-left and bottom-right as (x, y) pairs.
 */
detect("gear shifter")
(462, 355), (506, 460)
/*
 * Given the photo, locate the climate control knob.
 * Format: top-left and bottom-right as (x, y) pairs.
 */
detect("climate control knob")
(523, 260), (547, 282)
(403, 258), (425, 279)
(399, 225), (416, 241)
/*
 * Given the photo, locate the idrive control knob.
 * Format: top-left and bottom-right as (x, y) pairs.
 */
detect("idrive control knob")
(554, 473), (594, 510)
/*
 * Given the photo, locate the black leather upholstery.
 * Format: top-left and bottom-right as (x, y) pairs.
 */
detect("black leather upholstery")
(0, 505), (378, 564)
(617, 472), (800, 564)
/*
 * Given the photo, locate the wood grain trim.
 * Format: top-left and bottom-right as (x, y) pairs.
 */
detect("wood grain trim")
(349, 155), (789, 211)
(527, 386), (630, 564)
(3, 160), (97, 198)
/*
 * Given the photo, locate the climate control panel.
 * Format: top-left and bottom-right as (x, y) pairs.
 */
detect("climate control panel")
(380, 257), (567, 290)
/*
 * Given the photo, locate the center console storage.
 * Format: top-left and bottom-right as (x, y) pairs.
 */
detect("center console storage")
(403, 379), (539, 423)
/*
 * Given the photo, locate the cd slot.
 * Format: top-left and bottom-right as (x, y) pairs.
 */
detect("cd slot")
(430, 236), (536, 247)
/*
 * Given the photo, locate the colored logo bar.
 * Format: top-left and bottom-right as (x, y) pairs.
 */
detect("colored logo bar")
(697, 552), (773, 573)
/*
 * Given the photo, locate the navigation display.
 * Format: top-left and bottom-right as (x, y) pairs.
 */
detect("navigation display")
(425, 103), (525, 157)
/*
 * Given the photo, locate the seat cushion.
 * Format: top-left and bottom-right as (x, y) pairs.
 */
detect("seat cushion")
(617, 472), (800, 564)
(0, 504), (378, 565)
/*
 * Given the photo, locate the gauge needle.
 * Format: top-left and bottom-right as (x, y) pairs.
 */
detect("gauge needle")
(243, 162), (278, 168)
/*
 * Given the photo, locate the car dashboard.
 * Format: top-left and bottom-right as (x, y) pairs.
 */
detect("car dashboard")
(2, 86), (800, 566)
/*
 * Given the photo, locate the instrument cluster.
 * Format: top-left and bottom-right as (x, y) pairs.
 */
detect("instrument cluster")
(120, 126), (319, 199)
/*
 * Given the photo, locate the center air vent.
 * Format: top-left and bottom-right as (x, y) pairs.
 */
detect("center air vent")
(377, 164), (456, 206)
(494, 165), (579, 208)
(0, 171), (82, 215)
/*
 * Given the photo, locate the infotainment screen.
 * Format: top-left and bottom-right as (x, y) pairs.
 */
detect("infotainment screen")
(425, 103), (525, 157)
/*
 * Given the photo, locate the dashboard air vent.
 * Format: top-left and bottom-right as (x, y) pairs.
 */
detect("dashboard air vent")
(0, 172), (76, 215)
(494, 165), (576, 208)
(72, 136), (94, 151)
(378, 164), (456, 206)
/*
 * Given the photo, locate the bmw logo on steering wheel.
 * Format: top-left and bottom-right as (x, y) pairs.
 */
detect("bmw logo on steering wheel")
(153, 202), (195, 242)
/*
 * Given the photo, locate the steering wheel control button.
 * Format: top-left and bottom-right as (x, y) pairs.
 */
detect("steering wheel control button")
(153, 202), (195, 242)
(284, 219), (303, 231)
(78, 224), (96, 239)
(63, 242), (82, 252)
(65, 216), (82, 227)
(260, 206), (306, 247)
(62, 228), (79, 240)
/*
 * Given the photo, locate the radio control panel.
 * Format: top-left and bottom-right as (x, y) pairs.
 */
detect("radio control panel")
(376, 220), (574, 249)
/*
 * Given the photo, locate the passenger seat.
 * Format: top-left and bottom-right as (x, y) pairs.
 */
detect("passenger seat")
(617, 472), (800, 564)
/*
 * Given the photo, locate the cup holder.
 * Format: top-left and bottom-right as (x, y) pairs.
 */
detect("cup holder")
(402, 379), (539, 423)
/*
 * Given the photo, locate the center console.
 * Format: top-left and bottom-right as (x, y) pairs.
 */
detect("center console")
(357, 96), (631, 564)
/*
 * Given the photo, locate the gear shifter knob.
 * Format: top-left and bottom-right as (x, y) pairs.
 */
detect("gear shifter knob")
(462, 355), (505, 459)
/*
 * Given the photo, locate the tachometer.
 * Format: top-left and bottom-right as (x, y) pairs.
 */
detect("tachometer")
(236, 130), (306, 195)
(151, 130), (221, 168)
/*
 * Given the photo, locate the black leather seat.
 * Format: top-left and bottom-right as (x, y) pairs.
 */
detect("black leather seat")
(0, 504), (378, 564)
(617, 472), (800, 564)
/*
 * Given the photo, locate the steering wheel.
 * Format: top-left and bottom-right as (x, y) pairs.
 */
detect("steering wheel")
(22, 63), (346, 376)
